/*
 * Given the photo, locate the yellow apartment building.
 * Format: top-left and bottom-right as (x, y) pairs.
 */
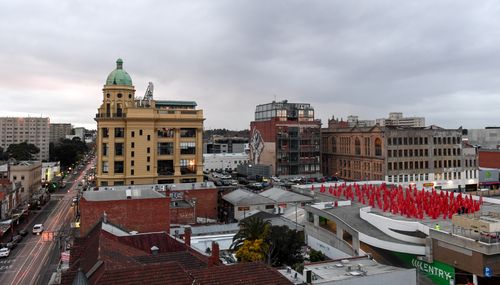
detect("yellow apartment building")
(95, 59), (204, 186)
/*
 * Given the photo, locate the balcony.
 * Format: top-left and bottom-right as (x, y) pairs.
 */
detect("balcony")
(95, 113), (127, 120)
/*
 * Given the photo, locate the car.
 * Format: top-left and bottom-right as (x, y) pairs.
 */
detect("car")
(72, 196), (79, 203)
(0, 247), (10, 258)
(11, 235), (22, 243)
(18, 229), (28, 237)
(32, 224), (44, 235)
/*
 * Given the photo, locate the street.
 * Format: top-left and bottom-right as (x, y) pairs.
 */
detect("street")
(0, 162), (91, 285)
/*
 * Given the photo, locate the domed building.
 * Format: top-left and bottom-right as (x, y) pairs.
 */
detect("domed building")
(95, 59), (204, 186)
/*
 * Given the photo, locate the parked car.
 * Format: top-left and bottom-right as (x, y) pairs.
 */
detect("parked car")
(11, 235), (22, 243)
(32, 224), (44, 235)
(0, 247), (10, 258)
(18, 229), (28, 237)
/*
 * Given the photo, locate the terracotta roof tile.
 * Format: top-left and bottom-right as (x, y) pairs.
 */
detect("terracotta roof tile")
(189, 262), (293, 285)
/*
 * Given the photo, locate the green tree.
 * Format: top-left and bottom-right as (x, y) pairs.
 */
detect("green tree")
(309, 249), (327, 262)
(235, 239), (267, 262)
(6, 142), (40, 160)
(264, 225), (304, 266)
(50, 138), (88, 168)
(0, 146), (7, 160)
(231, 216), (270, 250)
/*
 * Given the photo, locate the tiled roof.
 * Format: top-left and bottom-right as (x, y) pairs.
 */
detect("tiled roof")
(134, 251), (208, 270)
(190, 262), (293, 285)
(98, 263), (194, 285)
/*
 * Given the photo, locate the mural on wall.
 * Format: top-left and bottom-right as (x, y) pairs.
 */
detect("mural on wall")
(249, 127), (264, 164)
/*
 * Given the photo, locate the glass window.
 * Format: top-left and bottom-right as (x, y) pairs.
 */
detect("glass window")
(114, 161), (124, 173)
(180, 128), (196, 138)
(115, 128), (124, 138)
(158, 160), (174, 175)
(102, 143), (108, 156)
(115, 143), (123, 156)
(180, 159), (196, 174)
(158, 142), (174, 155)
(158, 128), (175, 138)
(102, 128), (109, 138)
(180, 141), (196, 155)
(102, 161), (109, 173)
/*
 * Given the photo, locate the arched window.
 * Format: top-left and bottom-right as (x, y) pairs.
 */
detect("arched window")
(117, 103), (123, 117)
(375, 138), (382, 156)
(355, 138), (361, 155)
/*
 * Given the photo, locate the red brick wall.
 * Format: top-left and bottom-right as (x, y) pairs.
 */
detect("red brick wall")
(170, 207), (195, 224)
(479, 151), (500, 168)
(250, 120), (276, 142)
(80, 197), (170, 236)
(180, 188), (218, 220)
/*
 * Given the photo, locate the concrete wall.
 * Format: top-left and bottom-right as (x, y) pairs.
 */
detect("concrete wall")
(359, 206), (428, 244)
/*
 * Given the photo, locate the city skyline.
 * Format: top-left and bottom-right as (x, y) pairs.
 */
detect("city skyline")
(2, 1), (500, 130)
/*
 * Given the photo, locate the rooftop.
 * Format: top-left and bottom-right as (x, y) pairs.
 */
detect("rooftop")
(223, 188), (276, 205)
(260, 187), (313, 203)
(83, 188), (165, 201)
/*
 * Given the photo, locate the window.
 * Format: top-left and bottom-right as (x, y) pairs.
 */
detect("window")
(354, 138), (361, 155)
(158, 160), (174, 175)
(158, 142), (173, 155)
(131, 169), (134, 175)
(332, 137), (337, 153)
(139, 130), (143, 136)
(131, 131), (135, 137)
(115, 143), (124, 156)
(180, 159), (196, 174)
(147, 147), (150, 154)
(147, 134), (151, 141)
(180, 128), (196, 138)
(131, 142), (135, 148)
(147, 156), (150, 162)
(375, 138), (382, 156)
(114, 161), (124, 173)
(131, 151), (134, 157)
(115, 128), (124, 138)
(102, 161), (109, 173)
(131, 160), (134, 166)
(102, 128), (109, 138)
(102, 143), (108, 156)
(180, 142), (196, 155)
(158, 128), (175, 138)
(146, 165), (150, 171)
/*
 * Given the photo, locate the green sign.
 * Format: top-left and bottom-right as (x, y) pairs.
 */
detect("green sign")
(394, 252), (455, 285)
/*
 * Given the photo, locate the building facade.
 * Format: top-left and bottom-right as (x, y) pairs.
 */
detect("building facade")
(95, 59), (204, 186)
(249, 100), (321, 177)
(0, 117), (50, 161)
(203, 152), (249, 172)
(49, 123), (72, 143)
(322, 125), (478, 191)
(0, 161), (43, 204)
(376, 112), (425, 128)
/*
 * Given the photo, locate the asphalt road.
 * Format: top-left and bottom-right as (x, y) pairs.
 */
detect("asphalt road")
(0, 163), (91, 285)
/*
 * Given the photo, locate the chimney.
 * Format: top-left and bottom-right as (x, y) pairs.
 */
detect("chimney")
(151, 245), (159, 256)
(209, 241), (220, 267)
(184, 226), (191, 247)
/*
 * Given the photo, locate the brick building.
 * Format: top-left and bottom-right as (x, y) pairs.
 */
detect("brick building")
(61, 221), (292, 285)
(322, 124), (478, 191)
(79, 188), (170, 236)
(479, 149), (500, 169)
(249, 100), (321, 177)
(94, 182), (218, 225)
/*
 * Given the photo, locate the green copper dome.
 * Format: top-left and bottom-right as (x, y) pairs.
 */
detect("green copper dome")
(106, 58), (133, 86)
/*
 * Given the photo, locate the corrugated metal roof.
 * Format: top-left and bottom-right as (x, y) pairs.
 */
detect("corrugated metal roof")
(222, 188), (275, 205)
(259, 187), (313, 203)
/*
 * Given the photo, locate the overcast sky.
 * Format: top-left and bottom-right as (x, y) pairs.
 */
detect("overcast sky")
(1, 0), (500, 130)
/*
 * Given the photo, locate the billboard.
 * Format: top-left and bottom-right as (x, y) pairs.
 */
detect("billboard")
(479, 169), (499, 183)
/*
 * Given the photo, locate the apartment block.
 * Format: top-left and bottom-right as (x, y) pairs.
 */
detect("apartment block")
(0, 117), (50, 161)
